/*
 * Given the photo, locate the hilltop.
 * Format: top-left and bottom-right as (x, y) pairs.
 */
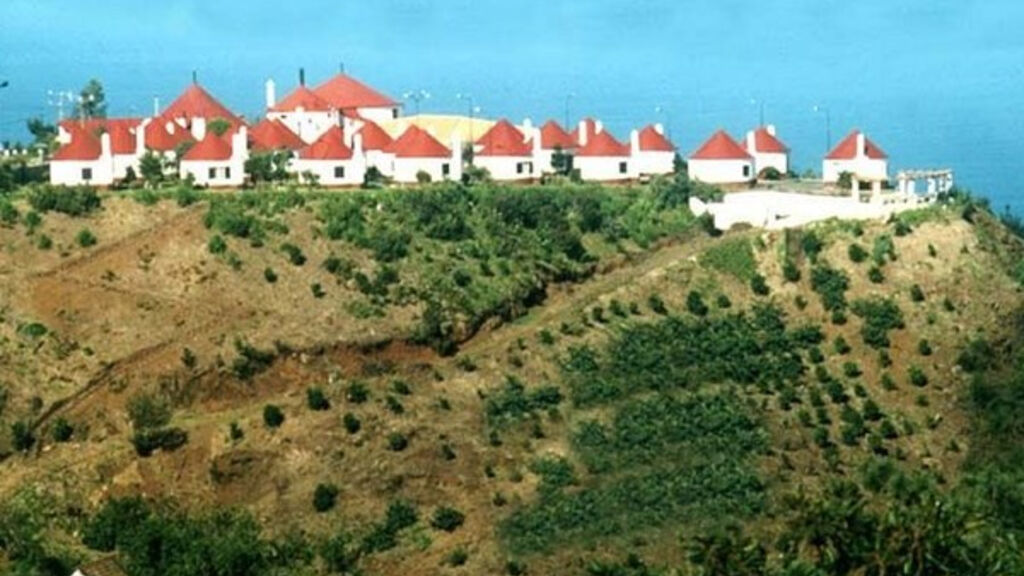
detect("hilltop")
(1, 180), (1023, 575)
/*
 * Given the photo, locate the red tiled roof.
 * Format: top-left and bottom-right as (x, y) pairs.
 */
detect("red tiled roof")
(539, 120), (576, 150)
(271, 85), (332, 113)
(356, 120), (394, 151)
(182, 132), (233, 161)
(569, 117), (599, 146)
(299, 126), (354, 160)
(576, 130), (630, 157)
(386, 125), (450, 158)
(52, 127), (102, 161)
(249, 119), (305, 152)
(637, 125), (674, 152)
(59, 118), (141, 155)
(145, 120), (190, 151)
(743, 126), (789, 153)
(312, 73), (398, 110)
(476, 119), (531, 157)
(162, 83), (240, 122)
(690, 130), (752, 160)
(826, 130), (888, 160)
(107, 123), (137, 155)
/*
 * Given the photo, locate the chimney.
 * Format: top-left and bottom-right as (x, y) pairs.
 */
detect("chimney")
(531, 127), (542, 156)
(855, 132), (866, 158)
(233, 125), (248, 160)
(299, 68), (306, 86)
(192, 70), (198, 85)
(654, 123), (664, 135)
(522, 118), (533, 133)
(746, 130), (756, 153)
(265, 79), (276, 109)
(766, 124), (776, 136)
(630, 129), (640, 156)
(595, 120), (604, 134)
(100, 132), (112, 159)
(353, 132), (363, 156)
(578, 120), (588, 147)
(137, 118), (151, 156)
(191, 117), (206, 141)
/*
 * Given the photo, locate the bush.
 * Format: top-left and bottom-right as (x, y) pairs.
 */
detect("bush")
(313, 483), (339, 513)
(28, 185), (101, 216)
(76, 228), (97, 247)
(208, 234), (227, 254)
(307, 387), (330, 411)
(782, 259), (801, 282)
(686, 291), (708, 316)
(342, 413), (361, 434)
(701, 238), (756, 280)
(834, 336), (851, 355)
(11, 421), (35, 452)
(868, 265), (884, 283)
(264, 267), (278, 283)
(311, 283), (325, 298)
(132, 427), (188, 457)
(918, 339), (933, 356)
(280, 242), (306, 266)
(347, 382), (369, 403)
(231, 339), (275, 380)
(810, 264), (849, 312)
(387, 432), (409, 451)
(851, 298), (904, 349)
(957, 338), (994, 372)
(909, 366), (928, 387)
(800, 230), (824, 260)
(127, 393), (171, 430)
(750, 273), (770, 296)
(648, 294), (668, 315)
(52, 417), (73, 442)
(431, 506), (465, 532)
(843, 361), (862, 378)
(848, 243), (868, 263)
(910, 284), (926, 302)
(263, 404), (285, 428)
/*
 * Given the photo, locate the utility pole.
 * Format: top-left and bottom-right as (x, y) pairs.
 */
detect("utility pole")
(0, 80), (8, 145)
(456, 93), (477, 142)
(655, 105), (672, 140)
(813, 105), (831, 152)
(403, 90), (430, 116)
(564, 93), (575, 129)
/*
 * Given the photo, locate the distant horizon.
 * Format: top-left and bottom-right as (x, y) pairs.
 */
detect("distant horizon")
(1, 0), (1021, 211)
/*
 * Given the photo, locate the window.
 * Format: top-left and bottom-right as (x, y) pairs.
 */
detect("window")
(208, 167), (217, 179)
(619, 162), (628, 174)
(334, 166), (345, 178)
(81, 168), (92, 181)
(442, 163), (450, 177)
(224, 167), (231, 180)
(516, 162), (524, 175)
(392, 108), (399, 119)
(743, 165), (751, 178)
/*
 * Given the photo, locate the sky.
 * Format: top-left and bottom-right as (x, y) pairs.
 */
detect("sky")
(1, 0), (1022, 210)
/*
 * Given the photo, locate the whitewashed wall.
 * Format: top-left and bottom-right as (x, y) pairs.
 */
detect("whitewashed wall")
(392, 157), (459, 183)
(689, 158), (754, 184)
(634, 151), (675, 176)
(753, 151), (788, 176)
(823, 158), (888, 183)
(268, 109), (338, 145)
(474, 156), (536, 181)
(357, 107), (400, 124)
(51, 158), (114, 186)
(576, 156), (634, 181)
(290, 157), (366, 186)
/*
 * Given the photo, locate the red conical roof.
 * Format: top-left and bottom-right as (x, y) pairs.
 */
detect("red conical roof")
(743, 126), (789, 153)
(476, 119), (531, 157)
(637, 125), (674, 152)
(162, 83), (240, 122)
(540, 120), (576, 150)
(182, 131), (233, 161)
(312, 73), (397, 110)
(145, 120), (190, 151)
(690, 130), (752, 160)
(356, 120), (394, 151)
(576, 130), (630, 157)
(387, 125), (450, 158)
(53, 127), (102, 161)
(299, 126), (354, 160)
(249, 119), (305, 152)
(271, 85), (332, 112)
(826, 130), (887, 160)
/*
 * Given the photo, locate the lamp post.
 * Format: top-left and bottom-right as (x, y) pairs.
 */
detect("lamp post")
(750, 97), (765, 126)
(456, 92), (476, 142)
(813, 104), (831, 152)
(403, 90), (430, 116)
(0, 80), (8, 145)
(564, 92), (575, 129)
(654, 105), (672, 140)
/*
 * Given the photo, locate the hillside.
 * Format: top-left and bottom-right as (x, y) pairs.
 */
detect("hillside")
(1, 181), (1023, 575)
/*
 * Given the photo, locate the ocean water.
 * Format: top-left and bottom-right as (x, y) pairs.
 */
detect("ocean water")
(1, 1), (1021, 213)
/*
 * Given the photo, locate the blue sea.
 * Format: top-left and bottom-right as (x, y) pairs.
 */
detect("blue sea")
(1, 1), (1021, 214)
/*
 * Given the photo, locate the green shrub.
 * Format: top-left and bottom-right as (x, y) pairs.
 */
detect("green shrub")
(431, 506), (465, 532)
(127, 393), (171, 430)
(648, 294), (668, 315)
(132, 427), (188, 457)
(28, 185), (101, 216)
(346, 382), (369, 403)
(280, 242), (306, 266)
(36, 234), (53, 250)
(264, 267), (277, 283)
(910, 284), (926, 302)
(918, 339), (933, 356)
(387, 432), (409, 451)
(868, 265), (884, 283)
(851, 298), (904, 349)
(800, 230), (824, 260)
(810, 264), (849, 312)
(208, 234), (227, 254)
(881, 373), (897, 391)
(686, 291), (708, 316)
(310, 283), (325, 298)
(485, 376), (562, 423)
(833, 336), (851, 355)
(231, 339), (275, 380)
(76, 228), (97, 247)
(700, 238), (756, 280)
(11, 421), (35, 452)
(307, 387), (330, 411)
(342, 413), (361, 434)
(957, 338), (994, 372)
(750, 273), (770, 296)
(313, 483), (339, 513)
(263, 404), (285, 428)
(716, 294), (732, 309)
(909, 366), (928, 387)
(782, 259), (801, 282)
(52, 417), (73, 442)
(843, 361), (862, 378)
(848, 243), (868, 263)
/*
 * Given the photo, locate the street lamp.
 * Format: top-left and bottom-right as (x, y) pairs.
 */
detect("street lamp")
(403, 90), (430, 116)
(564, 92), (575, 129)
(813, 104), (832, 152)
(0, 80), (8, 145)
(750, 97), (765, 126)
(456, 93), (476, 142)
(654, 105), (672, 140)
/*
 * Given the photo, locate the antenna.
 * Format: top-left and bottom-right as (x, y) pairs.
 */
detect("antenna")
(192, 70), (198, 84)
(339, 62), (345, 74)
(299, 67), (305, 86)
(153, 95), (160, 117)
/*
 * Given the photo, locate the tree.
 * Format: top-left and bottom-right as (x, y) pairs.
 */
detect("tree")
(139, 151), (164, 187)
(74, 79), (107, 119)
(207, 118), (232, 137)
(25, 117), (57, 146)
(551, 146), (573, 176)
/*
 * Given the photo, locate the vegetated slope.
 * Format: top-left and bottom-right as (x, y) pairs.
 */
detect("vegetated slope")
(1, 183), (1023, 576)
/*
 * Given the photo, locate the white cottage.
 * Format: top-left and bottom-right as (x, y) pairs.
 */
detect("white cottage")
(742, 125), (789, 177)
(631, 124), (675, 176)
(265, 75), (339, 145)
(311, 72), (401, 124)
(52, 118), (145, 185)
(386, 125), (462, 183)
(473, 119), (538, 181)
(291, 126), (366, 186)
(180, 126), (247, 187)
(688, 130), (754, 184)
(823, 130), (888, 183)
(573, 119), (634, 181)
(537, 120), (577, 174)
